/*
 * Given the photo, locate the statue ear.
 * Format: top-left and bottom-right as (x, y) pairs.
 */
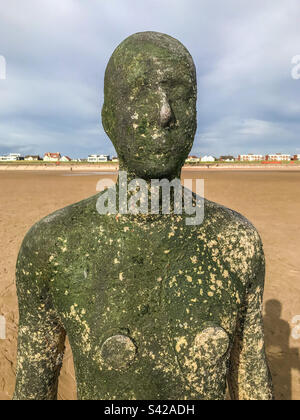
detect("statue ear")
(102, 103), (116, 142)
(102, 103), (119, 154)
(101, 104), (109, 135)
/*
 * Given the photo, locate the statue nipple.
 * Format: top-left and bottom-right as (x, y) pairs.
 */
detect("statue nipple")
(194, 327), (229, 363)
(101, 335), (137, 371)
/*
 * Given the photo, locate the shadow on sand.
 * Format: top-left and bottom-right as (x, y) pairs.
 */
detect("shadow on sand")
(264, 300), (300, 400)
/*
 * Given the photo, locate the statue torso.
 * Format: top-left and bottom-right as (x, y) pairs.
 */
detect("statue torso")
(44, 195), (257, 400)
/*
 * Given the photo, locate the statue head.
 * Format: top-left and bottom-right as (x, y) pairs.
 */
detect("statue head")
(102, 31), (197, 180)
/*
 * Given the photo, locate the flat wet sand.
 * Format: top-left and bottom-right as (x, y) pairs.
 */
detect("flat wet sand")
(0, 170), (299, 400)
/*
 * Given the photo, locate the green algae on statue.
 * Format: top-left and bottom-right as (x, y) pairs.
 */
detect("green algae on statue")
(13, 32), (274, 400)
(102, 31), (197, 181)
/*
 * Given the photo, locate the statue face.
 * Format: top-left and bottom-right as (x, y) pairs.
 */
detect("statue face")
(102, 32), (197, 179)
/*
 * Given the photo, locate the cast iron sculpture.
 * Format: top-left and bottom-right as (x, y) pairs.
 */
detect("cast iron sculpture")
(14, 32), (273, 400)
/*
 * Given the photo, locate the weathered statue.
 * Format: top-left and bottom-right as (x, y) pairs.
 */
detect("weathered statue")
(14, 32), (273, 400)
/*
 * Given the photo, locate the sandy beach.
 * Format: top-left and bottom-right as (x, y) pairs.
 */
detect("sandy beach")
(0, 169), (299, 400)
(0, 163), (300, 172)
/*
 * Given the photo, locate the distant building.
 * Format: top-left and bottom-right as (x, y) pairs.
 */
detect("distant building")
(201, 155), (216, 162)
(0, 153), (23, 161)
(60, 156), (72, 162)
(88, 154), (110, 163)
(238, 154), (263, 162)
(111, 156), (119, 163)
(219, 155), (236, 162)
(44, 152), (61, 162)
(186, 155), (200, 163)
(25, 155), (41, 161)
(265, 153), (291, 162)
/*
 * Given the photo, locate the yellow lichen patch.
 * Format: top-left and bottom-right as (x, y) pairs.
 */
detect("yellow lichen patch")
(69, 305), (91, 353)
(210, 273), (216, 283)
(131, 112), (139, 120)
(169, 276), (177, 288)
(186, 275), (193, 283)
(175, 337), (188, 353)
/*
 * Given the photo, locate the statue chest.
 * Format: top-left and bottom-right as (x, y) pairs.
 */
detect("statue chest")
(56, 227), (242, 324)
(52, 225), (243, 399)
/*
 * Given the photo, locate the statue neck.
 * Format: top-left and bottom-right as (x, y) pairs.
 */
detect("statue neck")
(114, 160), (184, 215)
(117, 160), (182, 185)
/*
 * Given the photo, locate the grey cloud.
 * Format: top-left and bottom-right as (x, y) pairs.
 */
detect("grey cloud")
(0, 0), (300, 158)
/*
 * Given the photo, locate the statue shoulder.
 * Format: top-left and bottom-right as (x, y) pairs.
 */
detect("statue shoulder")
(204, 198), (262, 243)
(31, 193), (99, 238)
(17, 194), (99, 274)
(40, 193), (99, 228)
(202, 199), (264, 281)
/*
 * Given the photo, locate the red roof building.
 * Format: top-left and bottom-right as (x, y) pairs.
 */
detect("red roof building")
(43, 152), (61, 162)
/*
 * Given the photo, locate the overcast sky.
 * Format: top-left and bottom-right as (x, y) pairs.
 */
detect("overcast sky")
(0, 0), (300, 158)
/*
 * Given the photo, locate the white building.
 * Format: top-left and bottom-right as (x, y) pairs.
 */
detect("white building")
(25, 155), (41, 161)
(60, 156), (72, 162)
(44, 152), (61, 162)
(88, 154), (110, 163)
(201, 155), (216, 162)
(186, 155), (200, 163)
(0, 153), (22, 161)
(239, 154), (263, 162)
(267, 153), (291, 162)
(220, 156), (236, 162)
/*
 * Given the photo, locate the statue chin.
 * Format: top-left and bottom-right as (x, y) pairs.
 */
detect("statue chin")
(125, 160), (179, 180)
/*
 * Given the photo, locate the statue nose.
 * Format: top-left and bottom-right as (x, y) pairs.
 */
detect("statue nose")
(160, 99), (172, 127)
(159, 89), (173, 127)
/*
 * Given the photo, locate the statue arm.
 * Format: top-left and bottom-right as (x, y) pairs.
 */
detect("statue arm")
(13, 229), (66, 400)
(228, 244), (274, 400)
